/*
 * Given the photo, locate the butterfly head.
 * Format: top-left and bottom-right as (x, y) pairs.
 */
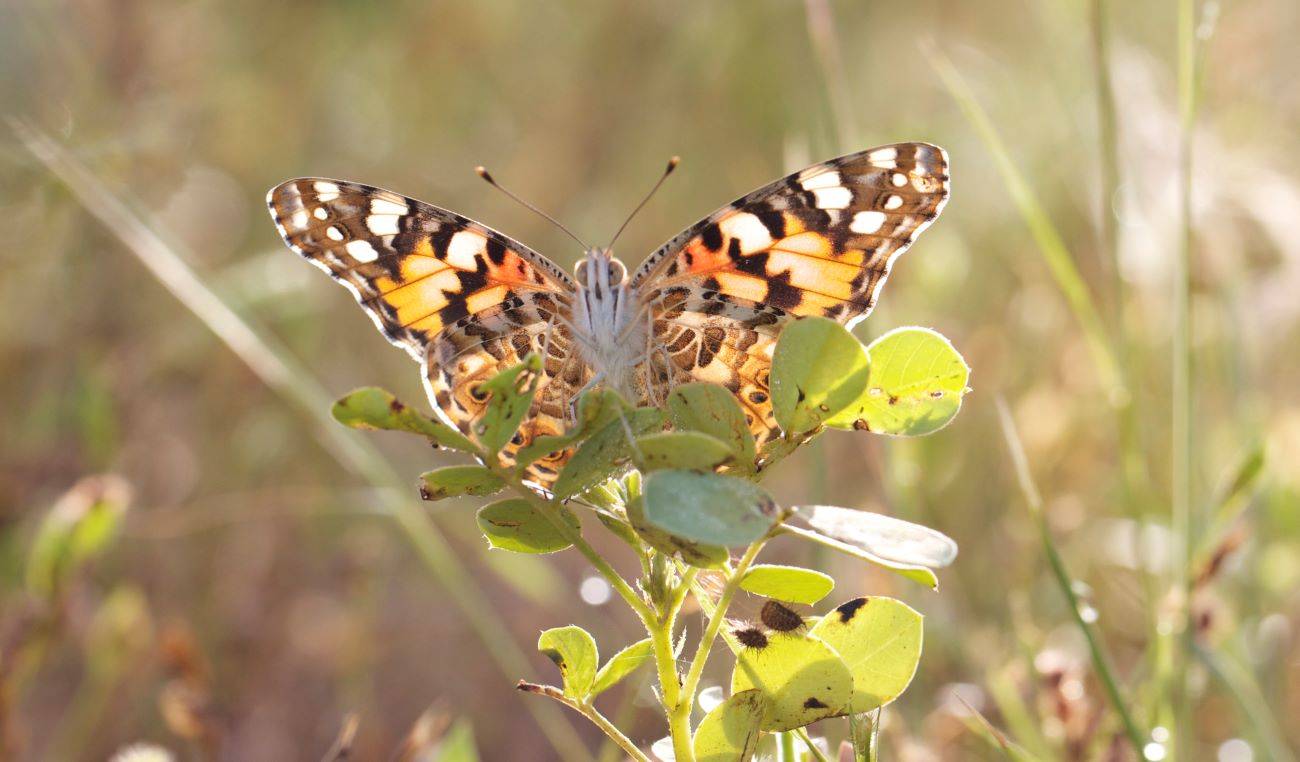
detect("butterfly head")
(575, 248), (628, 295)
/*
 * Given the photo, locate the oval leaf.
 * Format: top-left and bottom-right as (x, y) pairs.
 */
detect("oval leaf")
(740, 564), (835, 605)
(474, 355), (543, 453)
(552, 408), (664, 500)
(635, 431), (735, 472)
(332, 387), (477, 452)
(809, 597), (923, 713)
(477, 499), (578, 554)
(515, 389), (630, 473)
(538, 625), (599, 700)
(799, 505), (957, 568)
(827, 327), (969, 435)
(770, 317), (871, 436)
(668, 383), (757, 470)
(591, 638), (654, 696)
(419, 465), (506, 501)
(627, 495), (728, 568)
(693, 688), (767, 762)
(641, 470), (781, 547)
(730, 632), (853, 732)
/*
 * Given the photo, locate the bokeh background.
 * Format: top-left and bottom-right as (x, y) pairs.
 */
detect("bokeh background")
(2, 0), (1298, 759)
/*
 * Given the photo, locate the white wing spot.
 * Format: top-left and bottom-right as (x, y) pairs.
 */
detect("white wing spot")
(290, 209), (309, 229)
(884, 195), (904, 210)
(891, 172), (908, 187)
(446, 231), (485, 269)
(812, 186), (853, 209)
(313, 181), (341, 202)
(371, 198), (408, 216)
(799, 170), (841, 191)
(869, 147), (898, 162)
(719, 213), (774, 254)
(312, 207), (329, 220)
(345, 239), (379, 263)
(366, 215), (401, 236)
(326, 226), (345, 241)
(850, 211), (887, 234)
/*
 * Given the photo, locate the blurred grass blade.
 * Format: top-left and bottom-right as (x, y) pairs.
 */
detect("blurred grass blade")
(995, 397), (1146, 754)
(12, 119), (592, 762)
(929, 52), (1122, 398)
(1192, 644), (1294, 762)
(954, 694), (1042, 762)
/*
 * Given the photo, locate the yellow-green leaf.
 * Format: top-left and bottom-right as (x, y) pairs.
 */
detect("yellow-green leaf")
(419, 465), (505, 501)
(634, 431), (734, 472)
(477, 499), (578, 554)
(538, 625), (599, 700)
(591, 638), (654, 696)
(808, 597), (923, 713)
(730, 632), (852, 731)
(739, 565), (835, 605)
(827, 327), (969, 436)
(770, 317), (871, 436)
(474, 355), (543, 454)
(668, 383), (757, 470)
(331, 387), (476, 452)
(693, 689), (767, 762)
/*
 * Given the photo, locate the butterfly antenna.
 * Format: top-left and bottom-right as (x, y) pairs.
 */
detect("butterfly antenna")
(607, 156), (679, 250)
(475, 166), (590, 250)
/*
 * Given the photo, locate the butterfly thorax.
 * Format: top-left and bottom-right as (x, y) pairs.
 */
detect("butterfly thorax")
(569, 248), (647, 399)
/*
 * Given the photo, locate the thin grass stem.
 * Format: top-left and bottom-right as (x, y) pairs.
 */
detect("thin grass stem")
(995, 398), (1147, 754)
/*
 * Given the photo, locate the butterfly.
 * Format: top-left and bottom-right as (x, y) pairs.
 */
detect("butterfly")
(267, 143), (949, 486)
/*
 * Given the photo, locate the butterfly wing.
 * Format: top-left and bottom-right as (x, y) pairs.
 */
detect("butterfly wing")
(632, 143), (950, 453)
(268, 179), (588, 482)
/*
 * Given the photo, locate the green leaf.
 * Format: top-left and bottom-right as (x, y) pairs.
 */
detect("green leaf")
(808, 597), (924, 713)
(634, 431), (735, 472)
(476, 499), (578, 554)
(591, 638), (654, 696)
(692, 689), (767, 762)
(27, 476), (130, 597)
(626, 495), (729, 568)
(331, 387), (476, 452)
(418, 465), (506, 501)
(739, 564), (835, 605)
(668, 383), (757, 469)
(551, 408), (664, 500)
(730, 632), (853, 732)
(770, 317), (871, 436)
(641, 470), (781, 547)
(538, 625), (599, 700)
(473, 354), (543, 453)
(515, 389), (630, 474)
(827, 327), (970, 435)
(799, 505), (958, 569)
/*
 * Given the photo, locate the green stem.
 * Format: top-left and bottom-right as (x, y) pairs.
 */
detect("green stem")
(670, 541), (768, 759)
(518, 682), (653, 762)
(996, 399), (1147, 754)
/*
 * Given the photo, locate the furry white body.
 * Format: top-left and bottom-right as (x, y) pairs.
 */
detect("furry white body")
(568, 248), (647, 400)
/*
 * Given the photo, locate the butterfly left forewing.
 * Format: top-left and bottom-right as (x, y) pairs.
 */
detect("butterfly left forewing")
(268, 178), (588, 484)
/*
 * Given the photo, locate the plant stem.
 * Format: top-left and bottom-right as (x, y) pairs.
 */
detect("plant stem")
(13, 121), (593, 762)
(1171, 0), (1201, 754)
(518, 682), (653, 762)
(995, 399), (1147, 754)
(670, 541), (768, 759)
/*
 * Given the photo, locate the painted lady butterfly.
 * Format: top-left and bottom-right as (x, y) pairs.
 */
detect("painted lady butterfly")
(268, 143), (949, 485)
